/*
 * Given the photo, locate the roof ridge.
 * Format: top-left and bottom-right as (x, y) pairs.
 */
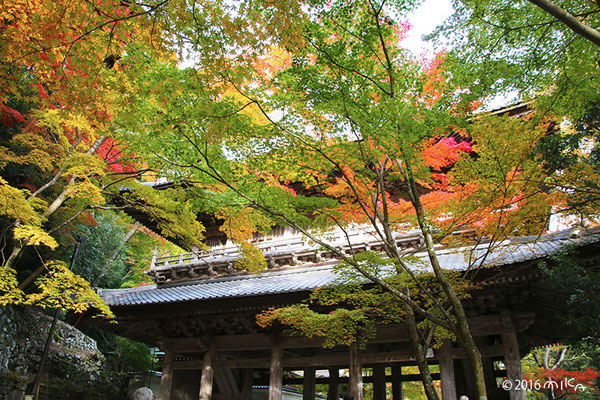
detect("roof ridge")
(157, 261), (339, 289)
(101, 227), (600, 307)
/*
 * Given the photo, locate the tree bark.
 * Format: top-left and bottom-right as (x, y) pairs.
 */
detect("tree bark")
(528, 0), (600, 47)
(403, 164), (488, 400)
(404, 307), (439, 400)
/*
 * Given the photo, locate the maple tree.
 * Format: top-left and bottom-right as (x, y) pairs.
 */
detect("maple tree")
(115, 1), (563, 398)
(521, 345), (600, 399)
(434, 4), (600, 369)
(0, 95), (207, 317)
(2, 0), (595, 398)
(0, 0), (312, 317)
(432, 1), (600, 220)
(0, 0), (158, 314)
(433, 0), (600, 118)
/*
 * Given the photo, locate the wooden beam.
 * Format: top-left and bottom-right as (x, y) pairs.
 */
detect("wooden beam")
(364, 351), (414, 365)
(451, 345), (504, 359)
(391, 365), (403, 400)
(159, 350), (175, 400)
(349, 342), (363, 400)
(164, 336), (207, 352)
(199, 343), (215, 400)
(327, 368), (339, 400)
(303, 367), (315, 400)
(213, 369), (231, 397)
(225, 367), (240, 397)
(502, 314), (525, 400)
(269, 340), (283, 400)
(162, 313), (534, 353)
(240, 369), (254, 400)
(271, 373), (442, 385)
(173, 346), (504, 370)
(373, 364), (386, 400)
(437, 341), (456, 400)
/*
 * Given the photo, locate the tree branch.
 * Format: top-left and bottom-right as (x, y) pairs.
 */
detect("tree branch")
(528, 0), (600, 47)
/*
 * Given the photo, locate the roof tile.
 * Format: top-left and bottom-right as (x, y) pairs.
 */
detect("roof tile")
(100, 228), (600, 307)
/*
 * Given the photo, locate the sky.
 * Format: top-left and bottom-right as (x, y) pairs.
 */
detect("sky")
(401, 0), (454, 56)
(182, 0), (513, 110)
(401, 0), (517, 110)
(180, 0), (454, 68)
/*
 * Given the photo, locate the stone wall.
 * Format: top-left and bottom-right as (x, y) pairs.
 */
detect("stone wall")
(0, 305), (120, 399)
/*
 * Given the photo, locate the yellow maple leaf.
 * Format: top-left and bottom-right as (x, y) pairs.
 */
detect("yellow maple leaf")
(13, 225), (58, 249)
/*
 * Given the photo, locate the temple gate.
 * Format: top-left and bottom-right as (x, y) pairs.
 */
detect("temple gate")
(98, 228), (600, 400)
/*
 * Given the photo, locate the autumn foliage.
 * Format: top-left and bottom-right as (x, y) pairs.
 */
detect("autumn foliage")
(0, 0), (203, 316)
(523, 367), (600, 397)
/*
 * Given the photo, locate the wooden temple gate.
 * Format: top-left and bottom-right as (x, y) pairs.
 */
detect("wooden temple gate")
(99, 228), (600, 400)
(153, 312), (531, 400)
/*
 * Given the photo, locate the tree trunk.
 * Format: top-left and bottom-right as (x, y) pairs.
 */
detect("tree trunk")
(404, 306), (440, 400)
(403, 165), (488, 400)
(4, 236), (23, 270)
(5, 135), (107, 273)
(528, 0), (600, 47)
(420, 218), (487, 400)
(94, 222), (139, 284)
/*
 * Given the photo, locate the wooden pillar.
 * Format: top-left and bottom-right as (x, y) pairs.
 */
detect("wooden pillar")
(349, 342), (363, 400)
(454, 359), (467, 398)
(458, 359), (476, 398)
(373, 364), (386, 400)
(199, 343), (216, 400)
(303, 367), (315, 400)
(438, 341), (457, 400)
(502, 314), (525, 400)
(391, 365), (403, 400)
(240, 369), (254, 400)
(328, 368), (339, 400)
(269, 341), (283, 400)
(482, 357), (508, 400)
(159, 349), (175, 400)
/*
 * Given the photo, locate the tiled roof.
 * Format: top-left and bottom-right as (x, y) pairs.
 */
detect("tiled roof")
(100, 228), (600, 307)
(101, 262), (340, 306)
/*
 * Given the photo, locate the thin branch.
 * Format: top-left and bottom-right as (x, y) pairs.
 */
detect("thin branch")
(305, 36), (393, 97)
(47, 206), (89, 235)
(27, 129), (83, 200)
